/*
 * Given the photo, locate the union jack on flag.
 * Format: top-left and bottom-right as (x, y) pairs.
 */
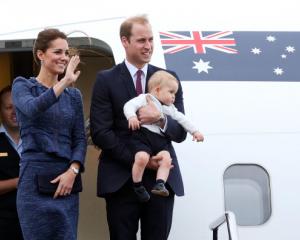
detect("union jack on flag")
(160, 31), (238, 54)
(160, 31), (300, 81)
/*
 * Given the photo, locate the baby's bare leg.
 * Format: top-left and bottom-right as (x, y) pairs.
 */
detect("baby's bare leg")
(151, 150), (172, 197)
(132, 151), (150, 183)
(132, 151), (151, 202)
(156, 150), (172, 182)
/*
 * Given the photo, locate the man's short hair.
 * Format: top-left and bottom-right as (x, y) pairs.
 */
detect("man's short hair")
(119, 15), (150, 40)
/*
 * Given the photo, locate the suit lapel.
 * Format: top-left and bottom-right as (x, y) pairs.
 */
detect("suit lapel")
(120, 62), (137, 98)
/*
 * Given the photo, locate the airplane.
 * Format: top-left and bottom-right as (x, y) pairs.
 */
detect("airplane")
(0, 0), (299, 239)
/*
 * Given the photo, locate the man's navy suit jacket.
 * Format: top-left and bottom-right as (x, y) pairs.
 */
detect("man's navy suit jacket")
(90, 62), (187, 197)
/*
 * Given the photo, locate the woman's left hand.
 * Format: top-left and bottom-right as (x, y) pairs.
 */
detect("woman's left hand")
(51, 169), (76, 199)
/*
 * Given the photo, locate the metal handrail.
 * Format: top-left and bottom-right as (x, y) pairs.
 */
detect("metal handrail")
(209, 211), (239, 240)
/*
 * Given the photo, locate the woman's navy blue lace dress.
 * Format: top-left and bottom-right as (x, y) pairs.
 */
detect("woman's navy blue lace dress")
(12, 77), (86, 240)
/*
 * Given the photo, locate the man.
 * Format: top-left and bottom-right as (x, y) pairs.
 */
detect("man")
(0, 85), (23, 239)
(90, 15), (186, 240)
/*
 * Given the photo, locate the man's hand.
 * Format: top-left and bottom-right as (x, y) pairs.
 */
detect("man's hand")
(146, 153), (174, 170)
(137, 95), (160, 125)
(146, 156), (160, 170)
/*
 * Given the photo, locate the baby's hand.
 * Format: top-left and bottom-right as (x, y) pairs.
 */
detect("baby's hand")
(128, 116), (140, 130)
(192, 131), (204, 142)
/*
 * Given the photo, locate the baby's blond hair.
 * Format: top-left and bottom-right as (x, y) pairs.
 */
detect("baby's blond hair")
(148, 70), (178, 92)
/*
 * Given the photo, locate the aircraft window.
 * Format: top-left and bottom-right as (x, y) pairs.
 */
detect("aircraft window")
(223, 164), (271, 226)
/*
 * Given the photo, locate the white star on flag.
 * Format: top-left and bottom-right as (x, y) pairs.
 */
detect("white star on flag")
(281, 54), (287, 59)
(251, 48), (261, 54)
(192, 59), (213, 73)
(273, 67), (284, 75)
(286, 46), (295, 53)
(266, 35), (276, 42)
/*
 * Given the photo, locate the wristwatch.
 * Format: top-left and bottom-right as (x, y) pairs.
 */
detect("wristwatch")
(70, 166), (79, 175)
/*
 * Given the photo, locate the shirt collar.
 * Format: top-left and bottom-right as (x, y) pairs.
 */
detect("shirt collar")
(125, 60), (148, 79)
(0, 124), (18, 143)
(0, 124), (6, 133)
(0, 124), (22, 156)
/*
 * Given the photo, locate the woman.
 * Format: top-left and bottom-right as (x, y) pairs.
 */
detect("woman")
(12, 28), (87, 240)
